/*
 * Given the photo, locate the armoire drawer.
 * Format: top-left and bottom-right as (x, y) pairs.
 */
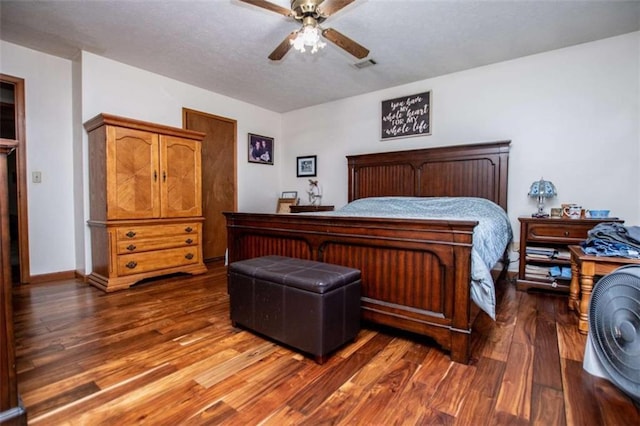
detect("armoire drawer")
(115, 223), (200, 240)
(116, 233), (198, 254)
(117, 246), (201, 276)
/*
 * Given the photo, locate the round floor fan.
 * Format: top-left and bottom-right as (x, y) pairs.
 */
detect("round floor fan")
(584, 264), (640, 403)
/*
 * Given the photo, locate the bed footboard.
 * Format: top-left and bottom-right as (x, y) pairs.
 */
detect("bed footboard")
(224, 212), (477, 364)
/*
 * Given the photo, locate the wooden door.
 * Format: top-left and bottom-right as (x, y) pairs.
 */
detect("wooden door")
(183, 109), (236, 262)
(107, 126), (160, 219)
(160, 135), (202, 218)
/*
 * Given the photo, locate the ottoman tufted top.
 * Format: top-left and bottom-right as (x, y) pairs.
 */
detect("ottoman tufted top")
(229, 255), (361, 294)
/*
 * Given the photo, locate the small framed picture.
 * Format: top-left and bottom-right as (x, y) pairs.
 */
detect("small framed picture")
(296, 155), (317, 177)
(281, 191), (298, 199)
(276, 197), (298, 213)
(248, 133), (274, 165)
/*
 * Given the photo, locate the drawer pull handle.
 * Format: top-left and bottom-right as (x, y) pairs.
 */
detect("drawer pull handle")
(185, 227), (193, 233)
(154, 170), (157, 182)
(125, 261), (137, 269)
(185, 238), (193, 244)
(126, 231), (136, 238)
(126, 244), (136, 251)
(564, 231), (569, 236)
(185, 253), (194, 260)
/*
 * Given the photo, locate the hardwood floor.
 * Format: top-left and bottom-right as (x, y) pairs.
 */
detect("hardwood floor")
(12, 262), (639, 425)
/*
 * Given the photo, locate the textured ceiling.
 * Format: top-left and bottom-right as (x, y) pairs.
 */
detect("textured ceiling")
(1, 0), (639, 112)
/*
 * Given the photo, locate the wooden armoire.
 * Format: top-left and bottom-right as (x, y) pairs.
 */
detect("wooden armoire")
(84, 114), (207, 292)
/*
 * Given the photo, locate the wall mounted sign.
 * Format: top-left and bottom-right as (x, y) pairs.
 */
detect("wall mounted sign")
(381, 91), (431, 140)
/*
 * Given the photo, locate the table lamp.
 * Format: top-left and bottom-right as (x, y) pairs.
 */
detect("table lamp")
(528, 177), (557, 217)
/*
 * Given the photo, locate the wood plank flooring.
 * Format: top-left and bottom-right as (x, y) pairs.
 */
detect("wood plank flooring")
(12, 262), (639, 425)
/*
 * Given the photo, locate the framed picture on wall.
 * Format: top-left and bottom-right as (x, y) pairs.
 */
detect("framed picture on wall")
(248, 133), (274, 165)
(296, 155), (317, 177)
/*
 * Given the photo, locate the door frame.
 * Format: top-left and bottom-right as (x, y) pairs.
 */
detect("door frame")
(1, 74), (30, 283)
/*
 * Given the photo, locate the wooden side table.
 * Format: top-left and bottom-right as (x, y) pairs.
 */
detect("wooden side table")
(289, 205), (334, 213)
(568, 245), (640, 334)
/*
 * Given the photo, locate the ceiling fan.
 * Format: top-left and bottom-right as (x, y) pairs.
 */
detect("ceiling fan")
(239, 0), (369, 61)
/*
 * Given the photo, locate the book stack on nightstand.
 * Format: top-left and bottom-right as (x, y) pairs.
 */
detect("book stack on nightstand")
(517, 216), (623, 293)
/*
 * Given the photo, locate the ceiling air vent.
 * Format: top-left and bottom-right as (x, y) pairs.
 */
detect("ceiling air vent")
(353, 59), (377, 69)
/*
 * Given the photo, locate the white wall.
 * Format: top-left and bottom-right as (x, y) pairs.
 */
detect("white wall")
(282, 32), (640, 243)
(0, 41), (76, 275)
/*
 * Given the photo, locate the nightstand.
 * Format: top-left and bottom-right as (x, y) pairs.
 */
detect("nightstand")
(289, 205), (335, 213)
(517, 216), (623, 293)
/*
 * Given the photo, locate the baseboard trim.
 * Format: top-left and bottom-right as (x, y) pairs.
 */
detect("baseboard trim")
(75, 269), (88, 282)
(29, 270), (76, 284)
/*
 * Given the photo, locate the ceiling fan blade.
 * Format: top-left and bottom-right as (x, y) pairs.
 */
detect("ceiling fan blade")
(238, 0), (292, 17)
(268, 31), (298, 61)
(322, 28), (369, 59)
(317, 0), (356, 17)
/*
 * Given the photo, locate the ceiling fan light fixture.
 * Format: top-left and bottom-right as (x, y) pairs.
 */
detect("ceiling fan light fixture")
(240, 0), (367, 61)
(290, 18), (326, 54)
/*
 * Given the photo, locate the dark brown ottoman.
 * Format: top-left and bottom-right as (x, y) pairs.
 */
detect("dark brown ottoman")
(228, 255), (361, 364)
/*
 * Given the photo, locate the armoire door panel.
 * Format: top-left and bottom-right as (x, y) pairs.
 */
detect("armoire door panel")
(160, 135), (202, 218)
(107, 126), (160, 219)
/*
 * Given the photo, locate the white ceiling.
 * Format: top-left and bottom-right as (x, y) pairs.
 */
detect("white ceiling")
(1, 0), (639, 113)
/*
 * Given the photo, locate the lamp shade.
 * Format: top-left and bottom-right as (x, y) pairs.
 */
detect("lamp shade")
(528, 178), (557, 199)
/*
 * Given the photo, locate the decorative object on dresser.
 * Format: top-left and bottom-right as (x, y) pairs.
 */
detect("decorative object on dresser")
(527, 177), (557, 217)
(517, 216), (624, 293)
(586, 209), (610, 218)
(306, 179), (322, 205)
(278, 192), (299, 212)
(276, 197), (298, 213)
(226, 141), (511, 364)
(563, 203), (582, 219)
(84, 113), (207, 292)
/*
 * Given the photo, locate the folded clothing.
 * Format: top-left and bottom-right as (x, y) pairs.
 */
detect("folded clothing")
(582, 222), (640, 259)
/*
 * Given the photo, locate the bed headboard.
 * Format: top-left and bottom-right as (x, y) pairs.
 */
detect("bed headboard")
(346, 141), (510, 211)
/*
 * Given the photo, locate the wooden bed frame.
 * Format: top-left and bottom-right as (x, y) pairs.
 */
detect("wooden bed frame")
(224, 141), (510, 364)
